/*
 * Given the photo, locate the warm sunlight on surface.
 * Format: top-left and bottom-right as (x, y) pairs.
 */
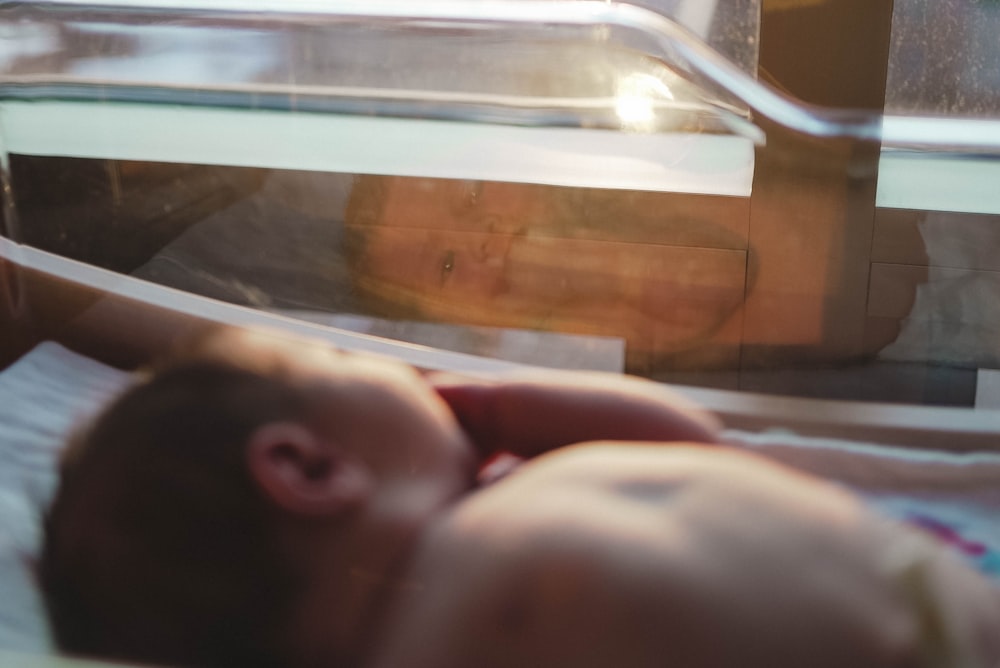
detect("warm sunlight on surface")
(615, 72), (675, 131)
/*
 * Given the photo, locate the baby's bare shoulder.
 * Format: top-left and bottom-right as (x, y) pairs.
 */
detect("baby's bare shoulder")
(370, 446), (690, 668)
(371, 443), (947, 668)
(372, 490), (664, 668)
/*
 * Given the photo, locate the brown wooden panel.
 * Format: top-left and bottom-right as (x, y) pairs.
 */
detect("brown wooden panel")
(348, 175), (750, 250)
(345, 174), (752, 372)
(345, 223), (747, 372)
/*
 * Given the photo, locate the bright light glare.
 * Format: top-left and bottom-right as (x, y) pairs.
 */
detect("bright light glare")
(615, 73), (675, 131)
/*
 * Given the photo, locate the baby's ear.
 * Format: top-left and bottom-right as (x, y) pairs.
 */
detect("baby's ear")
(247, 422), (371, 516)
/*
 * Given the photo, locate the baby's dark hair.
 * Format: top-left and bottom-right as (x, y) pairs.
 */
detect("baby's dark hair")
(40, 354), (312, 667)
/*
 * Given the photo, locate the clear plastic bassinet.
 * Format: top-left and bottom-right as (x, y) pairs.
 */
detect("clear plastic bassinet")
(2, 0), (1000, 447)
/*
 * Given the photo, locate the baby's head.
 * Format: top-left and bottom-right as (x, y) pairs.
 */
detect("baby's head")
(41, 327), (477, 667)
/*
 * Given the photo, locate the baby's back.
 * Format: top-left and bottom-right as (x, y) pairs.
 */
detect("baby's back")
(368, 444), (1000, 668)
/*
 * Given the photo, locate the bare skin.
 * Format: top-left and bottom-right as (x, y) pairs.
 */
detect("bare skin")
(365, 442), (1000, 668)
(204, 329), (1000, 668)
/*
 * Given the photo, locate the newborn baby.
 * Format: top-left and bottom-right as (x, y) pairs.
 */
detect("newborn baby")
(41, 327), (1000, 668)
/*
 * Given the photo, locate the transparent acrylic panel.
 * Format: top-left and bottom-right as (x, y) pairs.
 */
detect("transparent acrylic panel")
(874, 117), (1000, 406)
(3, 150), (753, 374)
(886, 0), (1000, 117)
(0, 0), (760, 84)
(0, 0), (761, 373)
(3, 0), (1000, 408)
(879, 0), (1000, 404)
(631, 0), (759, 73)
(0, 0), (756, 130)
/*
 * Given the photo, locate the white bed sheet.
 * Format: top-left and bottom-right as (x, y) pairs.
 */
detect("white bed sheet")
(1, 341), (998, 656)
(0, 344), (129, 652)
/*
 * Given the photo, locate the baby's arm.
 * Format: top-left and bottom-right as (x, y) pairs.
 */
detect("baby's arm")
(429, 370), (720, 458)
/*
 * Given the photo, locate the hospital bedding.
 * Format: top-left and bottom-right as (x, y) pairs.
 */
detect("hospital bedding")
(1, 341), (998, 657)
(0, 343), (128, 653)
